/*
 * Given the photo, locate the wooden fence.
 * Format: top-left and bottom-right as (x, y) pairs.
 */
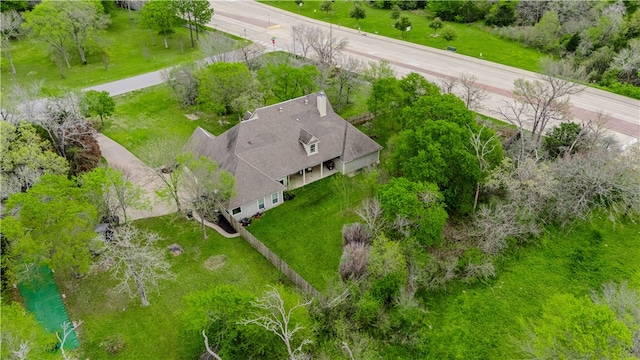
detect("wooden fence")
(220, 211), (322, 298)
(346, 112), (375, 126)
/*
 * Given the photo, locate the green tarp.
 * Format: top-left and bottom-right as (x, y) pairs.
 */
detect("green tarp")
(18, 266), (80, 350)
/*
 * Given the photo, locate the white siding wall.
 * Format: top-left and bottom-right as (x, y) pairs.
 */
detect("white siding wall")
(343, 151), (380, 174)
(229, 190), (284, 220)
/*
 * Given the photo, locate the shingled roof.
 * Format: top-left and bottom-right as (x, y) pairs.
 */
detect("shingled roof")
(185, 92), (382, 209)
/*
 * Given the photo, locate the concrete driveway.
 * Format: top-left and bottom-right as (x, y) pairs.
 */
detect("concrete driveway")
(96, 134), (176, 221)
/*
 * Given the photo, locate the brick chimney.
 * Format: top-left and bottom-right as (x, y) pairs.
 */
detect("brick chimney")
(317, 92), (327, 117)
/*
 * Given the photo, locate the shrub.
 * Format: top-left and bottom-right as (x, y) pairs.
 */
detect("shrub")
(339, 242), (371, 281)
(342, 222), (371, 247)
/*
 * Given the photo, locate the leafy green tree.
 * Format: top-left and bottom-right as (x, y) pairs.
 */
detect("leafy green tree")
(399, 93), (475, 130)
(350, 3), (366, 27)
(441, 25), (457, 42)
(79, 166), (150, 224)
(390, 5), (401, 20)
(81, 90), (115, 127)
(23, 0), (109, 66)
(377, 178), (448, 245)
(1, 174), (97, 280)
(485, 0), (516, 27)
(543, 122), (583, 158)
(429, 17), (443, 35)
(530, 10), (562, 54)
(258, 62), (320, 102)
(0, 122), (69, 201)
(523, 293), (633, 359)
(389, 118), (480, 215)
(0, 0), (30, 12)
(0, 302), (57, 359)
(139, 0), (181, 49)
(320, 0), (333, 16)
(394, 15), (411, 38)
(428, 2), (459, 21)
(197, 62), (257, 116)
(174, 0), (213, 47)
(366, 234), (407, 304)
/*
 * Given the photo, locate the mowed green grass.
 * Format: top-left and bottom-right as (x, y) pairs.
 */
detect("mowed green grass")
(0, 8), (203, 100)
(418, 214), (640, 359)
(59, 215), (284, 359)
(248, 176), (368, 291)
(100, 85), (233, 158)
(262, 1), (543, 72)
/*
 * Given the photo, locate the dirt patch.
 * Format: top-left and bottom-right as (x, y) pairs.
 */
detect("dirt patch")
(185, 113), (200, 121)
(204, 255), (227, 270)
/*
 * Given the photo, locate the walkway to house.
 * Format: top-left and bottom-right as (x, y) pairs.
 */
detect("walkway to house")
(96, 134), (236, 238)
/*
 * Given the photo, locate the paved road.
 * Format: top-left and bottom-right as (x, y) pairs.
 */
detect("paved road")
(207, 0), (639, 146)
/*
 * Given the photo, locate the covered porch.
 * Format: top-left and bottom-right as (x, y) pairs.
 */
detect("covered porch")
(287, 161), (338, 190)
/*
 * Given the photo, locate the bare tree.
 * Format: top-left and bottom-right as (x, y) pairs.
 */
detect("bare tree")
(162, 64), (200, 108)
(549, 146), (640, 224)
(457, 73), (488, 111)
(105, 225), (175, 306)
(292, 24), (347, 65)
(469, 124), (498, 210)
(139, 137), (189, 212)
(291, 24), (313, 59)
(184, 156), (236, 239)
(362, 60), (395, 83)
(238, 285), (312, 360)
(56, 321), (83, 360)
(498, 71), (584, 146)
(199, 32), (240, 64)
(355, 198), (386, 235)
(437, 77), (457, 95)
(332, 55), (363, 108)
(38, 92), (97, 160)
(0, 10), (23, 74)
(237, 43), (266, 71)
(1, 81), (44, 124)
(202, 330), (223, 360)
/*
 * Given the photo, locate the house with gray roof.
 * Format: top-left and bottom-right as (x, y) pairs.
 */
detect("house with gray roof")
(185, 91), (382, 219)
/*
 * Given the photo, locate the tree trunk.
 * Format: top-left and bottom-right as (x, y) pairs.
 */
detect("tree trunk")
(201, 216), (208, 239)
(163, 36), (168, 49)
(78, 44), (87, 65)
(187, 13), (195, 48)
(6, 48), (16, 74)
(134, 272), (149, 306)
(474, 182), (480, 211)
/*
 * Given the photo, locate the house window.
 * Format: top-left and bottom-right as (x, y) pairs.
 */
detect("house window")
(232, 207), (241, 215)
(310, 143), (317, 154)
(272, 192), (279, 204)
(258, 198), (265, 210)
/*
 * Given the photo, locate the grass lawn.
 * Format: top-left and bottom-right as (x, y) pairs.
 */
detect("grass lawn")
(100, 85), (234, 158)
(59, 214), (285, 359)
(1, 8), (204, 100)
(248, 175), (369, 291)
(262, 1), (544, 72)
(417, 214), (640, 359)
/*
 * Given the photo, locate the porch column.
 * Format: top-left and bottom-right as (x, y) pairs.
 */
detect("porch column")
(320, 162), (323, 178)
(303, 169), (306, 185)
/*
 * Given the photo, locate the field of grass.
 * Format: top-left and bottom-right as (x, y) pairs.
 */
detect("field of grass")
(0, 8), (204, 100)
(248, 176), (369, 291)
(418, 214), (640, 359)
(262, 0), (544, 72)
(100, 85), (233, 158)
(59, 215), (285, 359)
